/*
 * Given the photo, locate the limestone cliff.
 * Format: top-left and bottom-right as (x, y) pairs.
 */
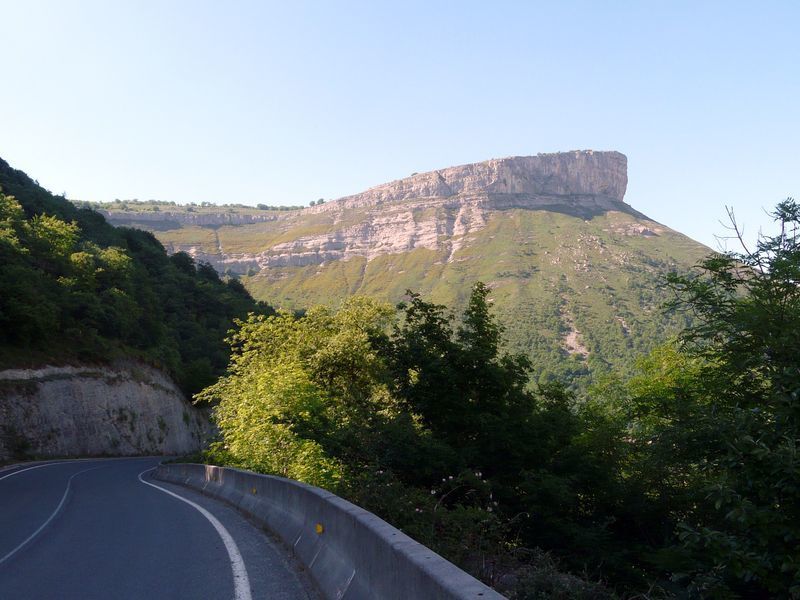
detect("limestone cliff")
(78, 150), (709, 388)
(321, 150), (628, 208)
(123, 150), (635, 275)
(101, 210), (279, 227)
(0, 362), (209, 462)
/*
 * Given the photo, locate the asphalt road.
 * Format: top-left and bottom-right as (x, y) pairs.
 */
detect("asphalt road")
(0, 457), (317, 600)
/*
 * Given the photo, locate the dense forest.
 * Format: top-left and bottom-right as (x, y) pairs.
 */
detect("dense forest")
(0, 157), (273, 394)
(199, 201), (800, 598)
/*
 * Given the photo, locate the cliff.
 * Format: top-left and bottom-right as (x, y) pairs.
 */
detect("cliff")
(101, 210), (279, 228)
(99, 150), (628, 242)
(69, 150), (709, 389)
(0, 362), (209, 462)
(135, 150), (636, 273)
(320, 150), (628, 209)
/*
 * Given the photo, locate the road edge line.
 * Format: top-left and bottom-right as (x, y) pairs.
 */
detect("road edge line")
(137, 467), (253, 600)
(0, 462), (72, 482)
(0, 465), (102, 566)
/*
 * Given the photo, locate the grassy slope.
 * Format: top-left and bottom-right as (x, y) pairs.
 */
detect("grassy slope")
(87, 197), (709, 386)
(236, 207), (709, 385)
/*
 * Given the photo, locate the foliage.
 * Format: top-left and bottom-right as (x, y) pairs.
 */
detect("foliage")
(203, 196), (800, 597)
(589, 200), (800, 597)
(388, 284), (536, 479)
(197, 298), (396, 487)
(200, 283), (629, 593)
(0, 157), (273, 394)
(658, 200), (800, 597)
(503, 548), (613, 600)
(91, 193), (708, 392)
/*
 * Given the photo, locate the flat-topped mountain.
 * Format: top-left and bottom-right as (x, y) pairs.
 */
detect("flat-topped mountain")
(101, 151), (630, 229)
(99, 151), (639, 272)
(82, 151), (709, 385)
(325, 150), (628, 207)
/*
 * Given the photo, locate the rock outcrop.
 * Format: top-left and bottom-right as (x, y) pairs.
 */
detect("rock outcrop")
(101, 210), (279, 227)
(142, 151), (636, 274)
(73, 150), (708, 390)
(317, 150), (628, 209)
(0, 362), (209, 461)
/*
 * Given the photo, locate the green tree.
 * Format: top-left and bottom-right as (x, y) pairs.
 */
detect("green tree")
(0, 156), (274, 394)
(630, 200), (800, 597)
(389, 283), (536, 480)
(197, 297), (397, 487)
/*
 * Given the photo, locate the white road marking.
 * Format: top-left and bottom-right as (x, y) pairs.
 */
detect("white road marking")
(138, 467), (253, 600)
(0, 457), (146, 481)
(0, 462), (68, 482)
(0, 466), (102, 566)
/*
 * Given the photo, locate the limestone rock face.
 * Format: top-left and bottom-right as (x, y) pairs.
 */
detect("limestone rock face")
(129, 150), (633, 275)
(322, 150), (628, 209)
(101, 210), (278, 227)
(0, 362), (209, 461)
(72, 150), (707, 389)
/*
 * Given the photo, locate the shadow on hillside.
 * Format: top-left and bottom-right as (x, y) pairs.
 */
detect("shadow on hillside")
(487, 194), (652, 221)
(106, 218), (183, 231)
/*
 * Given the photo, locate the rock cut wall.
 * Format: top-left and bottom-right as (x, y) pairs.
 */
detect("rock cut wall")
(0, 362), (208, 461)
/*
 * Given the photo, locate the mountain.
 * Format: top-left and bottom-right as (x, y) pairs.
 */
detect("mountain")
(81, 151), (710, 385)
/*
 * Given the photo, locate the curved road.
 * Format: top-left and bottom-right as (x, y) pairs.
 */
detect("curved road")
(0, 457), (317, 599)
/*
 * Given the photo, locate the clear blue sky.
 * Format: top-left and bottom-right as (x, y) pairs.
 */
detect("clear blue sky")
(1, 0), (797, 248)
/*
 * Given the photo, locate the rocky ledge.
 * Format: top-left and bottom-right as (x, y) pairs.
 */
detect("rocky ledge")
(108, 151), (641, 274)
(309, 150), (628, 211)
(101, 210), (279, 227)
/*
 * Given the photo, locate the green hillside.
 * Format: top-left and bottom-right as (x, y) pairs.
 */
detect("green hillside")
(243, 208), (707, 384)
(0, 157), (273, 394)
(85, 152), (710, 387)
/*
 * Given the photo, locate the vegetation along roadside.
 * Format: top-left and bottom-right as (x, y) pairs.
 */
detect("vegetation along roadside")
(196, 200), (800, 599)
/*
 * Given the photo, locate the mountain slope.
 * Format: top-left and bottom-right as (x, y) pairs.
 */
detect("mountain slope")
(0, 156), (273, 395)
(83, 151), (710, 385)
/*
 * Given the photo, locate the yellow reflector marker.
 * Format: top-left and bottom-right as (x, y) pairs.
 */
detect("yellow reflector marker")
(315, 523), (324, 535)
(251, 487), (257, 494)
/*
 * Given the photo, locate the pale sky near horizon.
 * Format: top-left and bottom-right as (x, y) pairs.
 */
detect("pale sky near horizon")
(1, 1), (797, 249)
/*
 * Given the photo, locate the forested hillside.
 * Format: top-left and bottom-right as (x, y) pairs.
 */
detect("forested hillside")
(200, 201), (800, 598)
(0, 157), (273, 394)
(88, 152), (711, 389)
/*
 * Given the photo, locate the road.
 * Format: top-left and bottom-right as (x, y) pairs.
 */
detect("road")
(0, 457), (317, 600)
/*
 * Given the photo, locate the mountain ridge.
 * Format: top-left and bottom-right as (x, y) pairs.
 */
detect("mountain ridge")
(312, 149), (629, 209)
(97, 151), (655, 276)
(79, 150), (709, 386)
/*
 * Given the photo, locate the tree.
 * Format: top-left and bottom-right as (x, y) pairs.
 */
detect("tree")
(0, 161), (273, 395)
(197, 297), (397, 487)
(647, 200), (800, 597)
(389, 283), (537, 480)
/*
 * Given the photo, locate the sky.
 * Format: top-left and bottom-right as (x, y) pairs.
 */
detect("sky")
(1, 0), (798, 249)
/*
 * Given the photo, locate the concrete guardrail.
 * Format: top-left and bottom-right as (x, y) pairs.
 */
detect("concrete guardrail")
(154, 463), (506, 600)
